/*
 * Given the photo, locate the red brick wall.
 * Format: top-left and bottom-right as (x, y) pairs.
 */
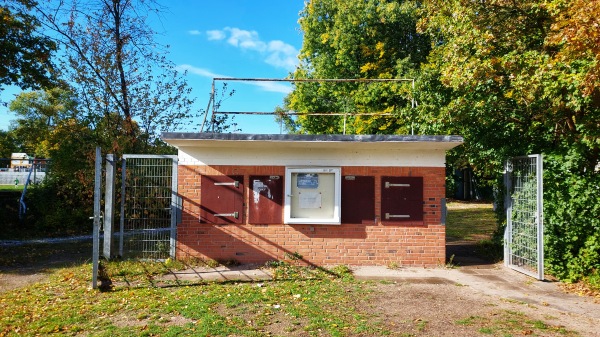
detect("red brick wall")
(176, 165), (446, 266)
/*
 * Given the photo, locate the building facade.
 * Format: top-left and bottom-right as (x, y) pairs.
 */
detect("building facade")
(162, 133), (462, 267)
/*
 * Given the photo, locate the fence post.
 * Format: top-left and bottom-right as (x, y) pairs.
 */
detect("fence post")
(103, 154), (116, 259)
(503, 159), (512, 267)
(119, 158), (126, 257)
(92, 147), (101, 289)
(536, 154), (544, 280)
(170, 156), (178, 258)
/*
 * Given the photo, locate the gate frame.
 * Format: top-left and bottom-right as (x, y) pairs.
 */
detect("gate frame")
(118, 154), (179, 259)
(504, 154), (544, 280)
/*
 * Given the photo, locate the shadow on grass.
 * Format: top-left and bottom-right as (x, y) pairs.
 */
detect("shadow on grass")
(0, 240), (92, 274)
(99, 258), (354, 292)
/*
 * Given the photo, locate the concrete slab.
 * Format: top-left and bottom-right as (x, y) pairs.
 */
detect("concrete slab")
(161, 265), (273, 283)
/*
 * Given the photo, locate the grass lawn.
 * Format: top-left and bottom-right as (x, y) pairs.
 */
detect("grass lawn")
(0, 185), (23, 192)
(1, 202), (582, 336)
(0, 260), (580, 337)
(1, 262), (386, 336)
(446, 201), (497, 242)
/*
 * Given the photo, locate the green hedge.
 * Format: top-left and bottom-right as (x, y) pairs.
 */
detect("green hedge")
(544, 151), (600, 282)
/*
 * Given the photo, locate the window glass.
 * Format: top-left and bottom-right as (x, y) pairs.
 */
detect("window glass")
(284, 167), (341, 224)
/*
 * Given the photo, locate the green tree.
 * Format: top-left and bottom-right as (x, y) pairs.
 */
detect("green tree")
(8, 88), (77, 157)
(547, 0), (600, 98)
(418, 0), (599, 177)
(286, 0), (429, 134)
(418, 0), (600, 280)
(0, 130), (18, 159)
(34, 0), (197, 153)
(0, 0), (57, 93)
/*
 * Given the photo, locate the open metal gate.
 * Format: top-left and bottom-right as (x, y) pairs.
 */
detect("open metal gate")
(119, 155), (178, 260)
(504, 154), (544, 280)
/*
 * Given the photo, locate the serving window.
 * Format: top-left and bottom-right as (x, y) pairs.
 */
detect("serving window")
(341, 176), (375, 224)
(381, 176), (424, 223)
(199, 175), (244, 224)
(284, 167), (341, 224)
(249, 175), (283, 224)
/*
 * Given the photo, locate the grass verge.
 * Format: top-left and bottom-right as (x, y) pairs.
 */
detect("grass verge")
(0, 261), (385, 337)
(2, 255), (583, 336)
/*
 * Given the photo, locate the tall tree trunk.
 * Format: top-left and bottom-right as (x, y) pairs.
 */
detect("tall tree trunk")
(109, 0), (135, 143)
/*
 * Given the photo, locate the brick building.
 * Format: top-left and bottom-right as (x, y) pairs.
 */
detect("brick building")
(162, 133), (463, 267)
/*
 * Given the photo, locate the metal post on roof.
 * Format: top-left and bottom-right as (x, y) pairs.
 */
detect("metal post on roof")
(199, 91), (213, 133)
(211, 79), (216, 133)
(411, 78), (415, 135)
(342, 97), (347, 135)
(204, 77), (417, 134)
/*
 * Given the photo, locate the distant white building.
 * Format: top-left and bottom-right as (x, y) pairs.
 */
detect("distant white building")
(10, 153), (30, 171)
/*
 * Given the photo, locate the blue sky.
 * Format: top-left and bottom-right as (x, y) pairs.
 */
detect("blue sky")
(0, 0), (305, 134)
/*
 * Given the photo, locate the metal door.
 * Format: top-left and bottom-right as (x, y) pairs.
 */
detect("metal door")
(381, 177), (424, 222)
(119, 155), (178, 260)
(504, 154), (544, 280)
(199, 175), (244, 224)
(249, 175), (283, 224)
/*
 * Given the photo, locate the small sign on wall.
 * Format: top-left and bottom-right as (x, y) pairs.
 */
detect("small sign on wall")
(299, 192), (322, 208)
(284, 167), (341, 225)
(296, 173), (319, 189)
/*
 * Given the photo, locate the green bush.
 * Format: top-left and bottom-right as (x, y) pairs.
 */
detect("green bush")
(544, 151), (600, 282)
(22, 181), (92, 238)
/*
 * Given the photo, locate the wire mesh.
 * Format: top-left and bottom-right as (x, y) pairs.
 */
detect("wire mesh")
(506, 155), (543, 279)
(121, 156), (176, 260)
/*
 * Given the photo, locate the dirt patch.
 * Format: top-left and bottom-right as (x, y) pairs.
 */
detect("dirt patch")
(110, 313), (194, 328)
(0, 270), (48, 293)
(363, 281), (598, 336)
(0, 240), (91, 293)
(213, 302), (312, 337)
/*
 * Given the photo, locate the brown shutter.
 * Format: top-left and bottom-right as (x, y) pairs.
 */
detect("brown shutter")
(381, 176), (423, 222)
(249, 175), (283, 224)
(200, 175), (244, 224)
(341, 176), (375, 224)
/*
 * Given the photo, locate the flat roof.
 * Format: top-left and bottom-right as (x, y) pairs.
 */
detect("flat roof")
(162, 133), (463, 151)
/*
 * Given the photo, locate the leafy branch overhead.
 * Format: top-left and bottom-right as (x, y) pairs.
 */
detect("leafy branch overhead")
(32, 0), (197, 151)
(287, 0), (600, 282)
(285, 0), (428, 135)
(0, 0), (57, 92)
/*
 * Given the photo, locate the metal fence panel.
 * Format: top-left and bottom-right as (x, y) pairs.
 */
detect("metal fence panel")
(120, 155), (177, 260)
(505, 154), (544, 280)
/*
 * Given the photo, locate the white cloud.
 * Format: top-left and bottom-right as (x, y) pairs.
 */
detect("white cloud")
(252, 81), (293, 94)
(176, 64), (292, 94)
(207, 27), (298, 71)
(176, 64), (226, 78)
(188, 30), (202, 36)
(225, 27), (266, 51)
(206, 29), (226, 40)
(265, 40), (299, 70)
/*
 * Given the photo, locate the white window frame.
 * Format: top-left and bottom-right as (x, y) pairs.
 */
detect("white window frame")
(284, 167), (341, 225)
